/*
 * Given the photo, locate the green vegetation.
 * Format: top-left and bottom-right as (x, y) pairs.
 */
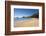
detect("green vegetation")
(22, 13), (39, 18)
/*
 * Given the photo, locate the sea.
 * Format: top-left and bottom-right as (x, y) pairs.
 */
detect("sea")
(14, 18), (32, 21)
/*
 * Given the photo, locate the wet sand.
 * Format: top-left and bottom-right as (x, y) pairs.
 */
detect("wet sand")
(14, 18), (39, 27)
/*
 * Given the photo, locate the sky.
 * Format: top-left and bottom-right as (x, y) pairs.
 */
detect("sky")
(14, 8), (39, 18)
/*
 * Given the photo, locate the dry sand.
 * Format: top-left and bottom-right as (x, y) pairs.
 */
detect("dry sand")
(14, 18), (39, 27)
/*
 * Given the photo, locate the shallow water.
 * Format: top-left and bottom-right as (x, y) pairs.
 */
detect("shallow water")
(14, 18), (32, 20)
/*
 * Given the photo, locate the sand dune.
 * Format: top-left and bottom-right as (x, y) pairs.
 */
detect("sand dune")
(14, 18), (39, 27)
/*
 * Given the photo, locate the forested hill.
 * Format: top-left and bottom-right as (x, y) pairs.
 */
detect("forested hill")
(22, 12), (39, 18)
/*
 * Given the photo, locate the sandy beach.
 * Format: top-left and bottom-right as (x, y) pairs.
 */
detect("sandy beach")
(14, 18), (39, 27)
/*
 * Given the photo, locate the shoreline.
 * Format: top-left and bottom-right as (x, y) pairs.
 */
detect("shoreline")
(14, 18), (39, 27)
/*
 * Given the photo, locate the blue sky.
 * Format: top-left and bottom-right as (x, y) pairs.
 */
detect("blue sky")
(14, 8), (39, 18)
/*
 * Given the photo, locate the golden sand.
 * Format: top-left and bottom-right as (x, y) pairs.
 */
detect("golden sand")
(14, 18), (39, 27)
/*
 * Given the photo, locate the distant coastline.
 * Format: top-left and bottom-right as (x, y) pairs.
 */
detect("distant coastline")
(15, 12), (39, 19)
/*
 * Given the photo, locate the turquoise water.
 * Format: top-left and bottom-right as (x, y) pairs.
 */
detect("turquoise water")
(14, 18), (32, 20)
